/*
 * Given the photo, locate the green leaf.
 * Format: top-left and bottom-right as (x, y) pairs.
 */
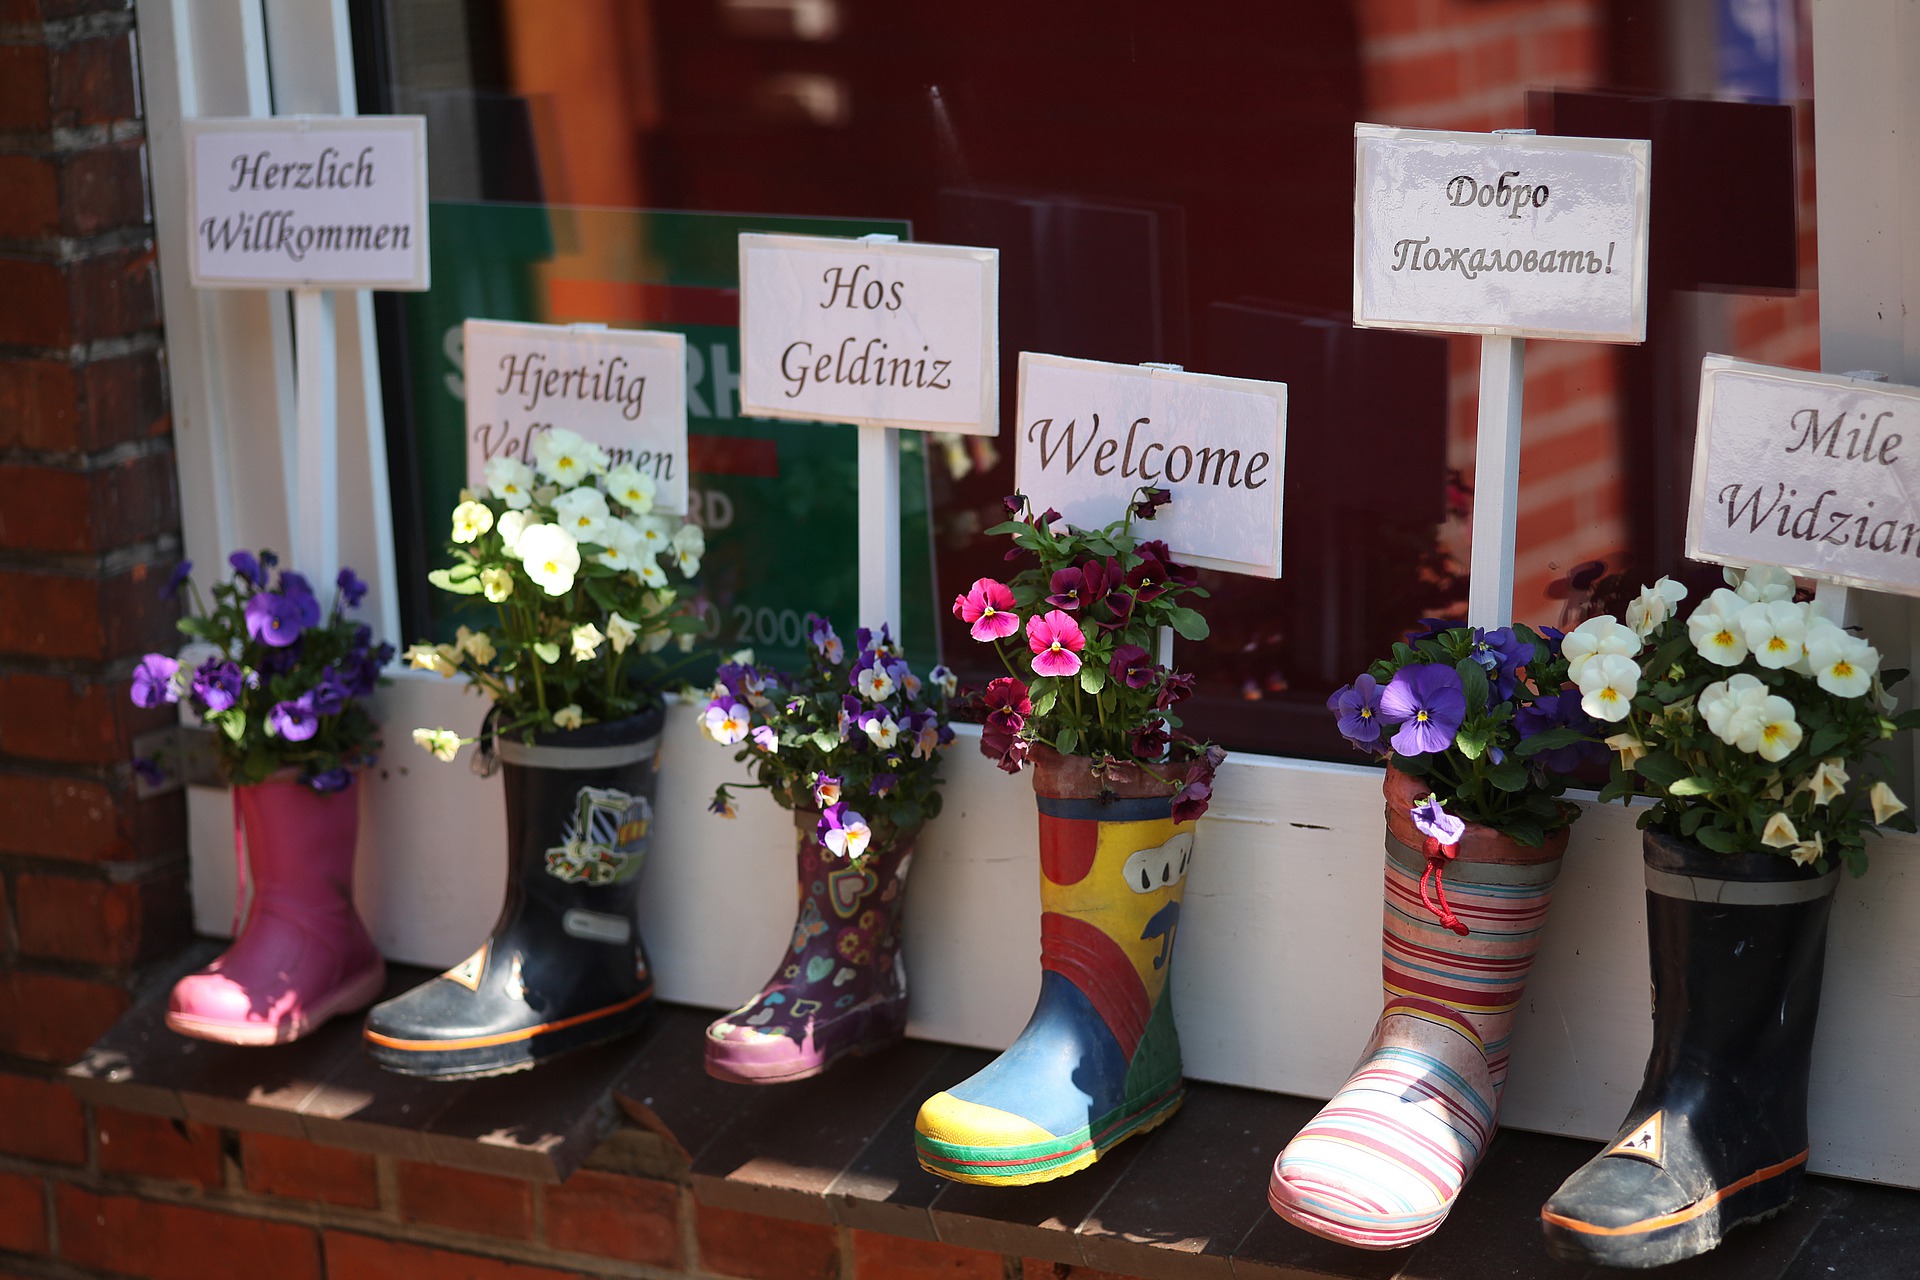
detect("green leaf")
(1694, 825), (1743, 853)
(1596, 774), (1638, 804)
(1165, 606), (1210, 642)
(1513, 726), (1586, 758)
(1668, 776), (1714, 796)
(1632, 749), (1690, 789)
(1054, 726), (1079, 756)
(1485, 757), (1528, 792)
(1032, 684), (1058, 717)
(1455, 658), (1489, 715)
(427, 568), (485, 595)
(532, 641), (561, 664)
(1679, 805), (1708, 835)
(1454, 726), (1489, 761)
(1079, 664), (1107, 695)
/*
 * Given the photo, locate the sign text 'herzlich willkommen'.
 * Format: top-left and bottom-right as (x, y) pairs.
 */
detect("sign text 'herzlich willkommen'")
(1016, 354), (1286, 579)
(185, 116), (429, 291)
(1689, 355), (1920, 597)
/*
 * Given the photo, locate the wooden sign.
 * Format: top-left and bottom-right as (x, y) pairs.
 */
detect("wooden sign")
(185, 116), (428, 291)
(1688, 355), (1920, 597)
(1015, 354), (1286, 578)
(1353, 123), (1650, 343)
(737, 234), (998, 434)
(463, 320), (689, 515)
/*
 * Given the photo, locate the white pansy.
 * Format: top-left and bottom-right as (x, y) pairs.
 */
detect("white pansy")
(571, 622), (604, 662)
(636, 554), (668, 588)
(633, 515), (671, 553)
(1761, 811), (1799, 848)
(1806, 628), (1879, 698)
(1563, 615), (1640, 681)
(451, 500), (493, 544)
(516, 523), (581, 596)
(863, 713), (901, 749)
(856, 664), (896, 703)
(1687, 589), (1751, 666)
(1790, 832), (1824, 867)
(605, 612), (638, 655)
(454, 627), (496, 665)
(702, 701), (751, 745)
(1739, 599), (1808, 670)
(596, 518), (644, 572)
(484, 456), (536, 509)
(496, 509), (531, 555)
(1623, 577), (1689, 638)
(1575, 652), (1641, 723)
(1871, 781), (1908, 825)
(412, 727), (462, 762)
(1732, 692), (1802, 762)
(480, 566), (513, 603)
(1697, 674), (1755, 742)
(531, 427), (607, 485)
(404, 642), (460, 678)
(671, 522), (705, 577)
(1604, 731), (1648, 768)
(1798, 615), (1846, 675)
(602, 465), (657, 515)
(641, 627), (672, 654)
(1730, 563), (1797, 603)
(553, 486), (611, 544)
(552, 703), (584, 730)
(1799, 758), (1849, 806)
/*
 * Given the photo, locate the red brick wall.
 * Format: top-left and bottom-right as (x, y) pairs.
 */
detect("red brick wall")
(0, 0), (191, 1069)
(0, 1071), (1155, 1280)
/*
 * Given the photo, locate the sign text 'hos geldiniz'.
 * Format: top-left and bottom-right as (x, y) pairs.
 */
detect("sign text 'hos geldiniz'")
(1016, 354), (1286, 578)
(737, 233), (998, 433)
(184, 116), (428, 290)
(463, 320), (689, 515)
(1689, 355), (1920, 597)
(1353, 123), (1651, 342)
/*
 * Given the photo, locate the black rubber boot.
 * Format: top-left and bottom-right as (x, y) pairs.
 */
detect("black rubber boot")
(1540, 829), (1837, 1268)
(364, 708), (665, 1078)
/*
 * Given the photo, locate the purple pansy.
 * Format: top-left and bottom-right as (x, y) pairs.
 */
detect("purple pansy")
(1469, 626), (1530, 700)
(1328, 673), (1386, 751)
(1110, 644), (1156, 690)
(244, 591), (308, 647)
(307, 767), (351, 793)
(229, 550), (266, 585)
(130, 654), (180, 708)
(162, 561), (194, 601)
(192, 659), (244, 712)
(1377, 663), (1466, 756)
(336, 566), (369, 608)
(1513, 688), (1603, 773)
(276, 572), (322, 627)
(307, 667), (351, 717)
(267, 695), (318, 742)
(1410, 794), (1466, 846)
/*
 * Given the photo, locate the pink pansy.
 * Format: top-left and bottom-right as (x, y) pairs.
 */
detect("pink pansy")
(1027, 609), (1086, 678)
(953, 578), (1020, 642)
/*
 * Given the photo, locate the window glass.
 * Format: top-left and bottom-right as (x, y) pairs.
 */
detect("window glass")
(359, 0), (1817, 759)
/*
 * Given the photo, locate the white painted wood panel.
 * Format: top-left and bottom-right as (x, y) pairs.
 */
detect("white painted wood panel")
(186, 671), (1920, 1185)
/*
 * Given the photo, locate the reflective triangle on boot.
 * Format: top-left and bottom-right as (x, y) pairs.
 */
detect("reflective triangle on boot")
(1540, 834), (1837, 1269)
(915, 781), (1194, 1186)
(1270, 827), (1562, 1248)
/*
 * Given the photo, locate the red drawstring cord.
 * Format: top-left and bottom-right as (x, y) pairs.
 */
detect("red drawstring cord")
(1419, 834), (1471, 936)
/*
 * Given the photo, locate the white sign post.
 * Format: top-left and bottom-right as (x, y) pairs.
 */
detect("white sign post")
(1687, 356), (1920, 623)
(738, 232), (998, 631)
(463, 320), (689, 514)
(1354, 122), (1651, 626)
(185, 115), (428, 598)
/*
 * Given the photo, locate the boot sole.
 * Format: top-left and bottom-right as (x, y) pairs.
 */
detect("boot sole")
(363, 988), (652, 1080)
(1267, 1171), (1454, 1250)
(166, 962), (387, 1046)
(915, 1082), (1184, 1186)
(1540, 1149), (1807, 1269)
(704, 1025), (904, 1085)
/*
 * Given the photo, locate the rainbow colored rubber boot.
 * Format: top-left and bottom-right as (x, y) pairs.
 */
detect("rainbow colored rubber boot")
(915, 750), (1195, 1186)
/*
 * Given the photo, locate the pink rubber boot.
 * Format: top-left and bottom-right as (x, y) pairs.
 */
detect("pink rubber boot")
(167, 777), (385, 1045)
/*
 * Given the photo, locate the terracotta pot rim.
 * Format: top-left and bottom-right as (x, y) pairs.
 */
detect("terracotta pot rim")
(1382, 763), (1569, 864)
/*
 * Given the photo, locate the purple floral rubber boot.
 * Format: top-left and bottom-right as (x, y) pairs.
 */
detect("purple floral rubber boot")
(705, 809), (917, 1083)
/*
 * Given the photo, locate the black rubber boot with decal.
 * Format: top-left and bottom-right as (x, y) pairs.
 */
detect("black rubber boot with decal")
(364, 709), (664, 1079)
(1539, 830), (1838, 1268)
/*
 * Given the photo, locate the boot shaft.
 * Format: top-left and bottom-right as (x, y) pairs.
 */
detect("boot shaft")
(783, 807), (915, 1000)
(235, 777), (361, 909)
(1640, 831), (1836, 1110)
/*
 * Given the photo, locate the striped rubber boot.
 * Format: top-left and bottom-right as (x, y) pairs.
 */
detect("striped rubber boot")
(914, 750), (1195, 1186)
(1268, 799), (1564, 1248)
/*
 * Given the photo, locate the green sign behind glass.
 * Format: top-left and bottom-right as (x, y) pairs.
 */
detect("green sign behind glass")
(400, 202), (937, 680)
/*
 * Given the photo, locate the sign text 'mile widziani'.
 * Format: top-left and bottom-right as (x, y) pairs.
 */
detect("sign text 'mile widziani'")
(1689, 355), (1920, 598)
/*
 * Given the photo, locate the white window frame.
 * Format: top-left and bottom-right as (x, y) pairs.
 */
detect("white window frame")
(137, 0), (1920, 1186)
